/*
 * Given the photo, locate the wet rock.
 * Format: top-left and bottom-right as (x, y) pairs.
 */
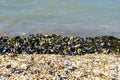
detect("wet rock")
(0, 47), (6, 54)
(0, 33), (119, 55)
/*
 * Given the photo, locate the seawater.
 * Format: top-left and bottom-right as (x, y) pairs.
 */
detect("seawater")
(0, 0), (120, 38)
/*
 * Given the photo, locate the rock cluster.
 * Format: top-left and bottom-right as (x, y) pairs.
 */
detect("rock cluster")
(0, 33), (119, 55)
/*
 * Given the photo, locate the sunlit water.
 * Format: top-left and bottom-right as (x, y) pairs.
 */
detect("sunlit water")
(0, 0), (120, 38)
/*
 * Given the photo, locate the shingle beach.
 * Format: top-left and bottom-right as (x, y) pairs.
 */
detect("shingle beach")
(0, 33), (120, 80)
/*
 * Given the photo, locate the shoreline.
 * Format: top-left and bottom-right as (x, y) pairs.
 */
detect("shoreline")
(0, 33), (120, 55)
(0, 23), (120, 38)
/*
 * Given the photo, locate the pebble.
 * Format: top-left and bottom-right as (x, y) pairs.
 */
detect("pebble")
(12, 68), (24, 74)
(5, 64), (11, 69)
(49, 70), (53, 75)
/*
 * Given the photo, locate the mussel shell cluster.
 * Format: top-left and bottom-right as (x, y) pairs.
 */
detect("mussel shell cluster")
(0, 33), (119, 55)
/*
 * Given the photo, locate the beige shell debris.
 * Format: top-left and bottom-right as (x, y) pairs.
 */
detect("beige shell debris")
(0, 53), (120, 80)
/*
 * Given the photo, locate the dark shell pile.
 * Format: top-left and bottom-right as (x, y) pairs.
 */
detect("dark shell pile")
(0, 33), (120, 55)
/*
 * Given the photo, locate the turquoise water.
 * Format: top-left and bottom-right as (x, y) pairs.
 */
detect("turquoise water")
(0, 0), (120, 37)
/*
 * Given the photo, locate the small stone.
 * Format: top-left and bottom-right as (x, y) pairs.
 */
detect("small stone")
(12, 68), (23, 74)
(71, 66), (77, 71)
(6, 64), (11, 69)
(60, 76), (67, 80)
(49, 70), (53, 75)
(77, 49), (81, 54)
(69, 36), (74, 41)
(100, 42), (105, 47)
(106, 49), (110, 53)
(65, 69), (71, 74)
(74, 44), (80, 48)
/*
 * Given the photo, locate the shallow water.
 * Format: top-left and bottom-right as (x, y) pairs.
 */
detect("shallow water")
(0, 0), (120, 38)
